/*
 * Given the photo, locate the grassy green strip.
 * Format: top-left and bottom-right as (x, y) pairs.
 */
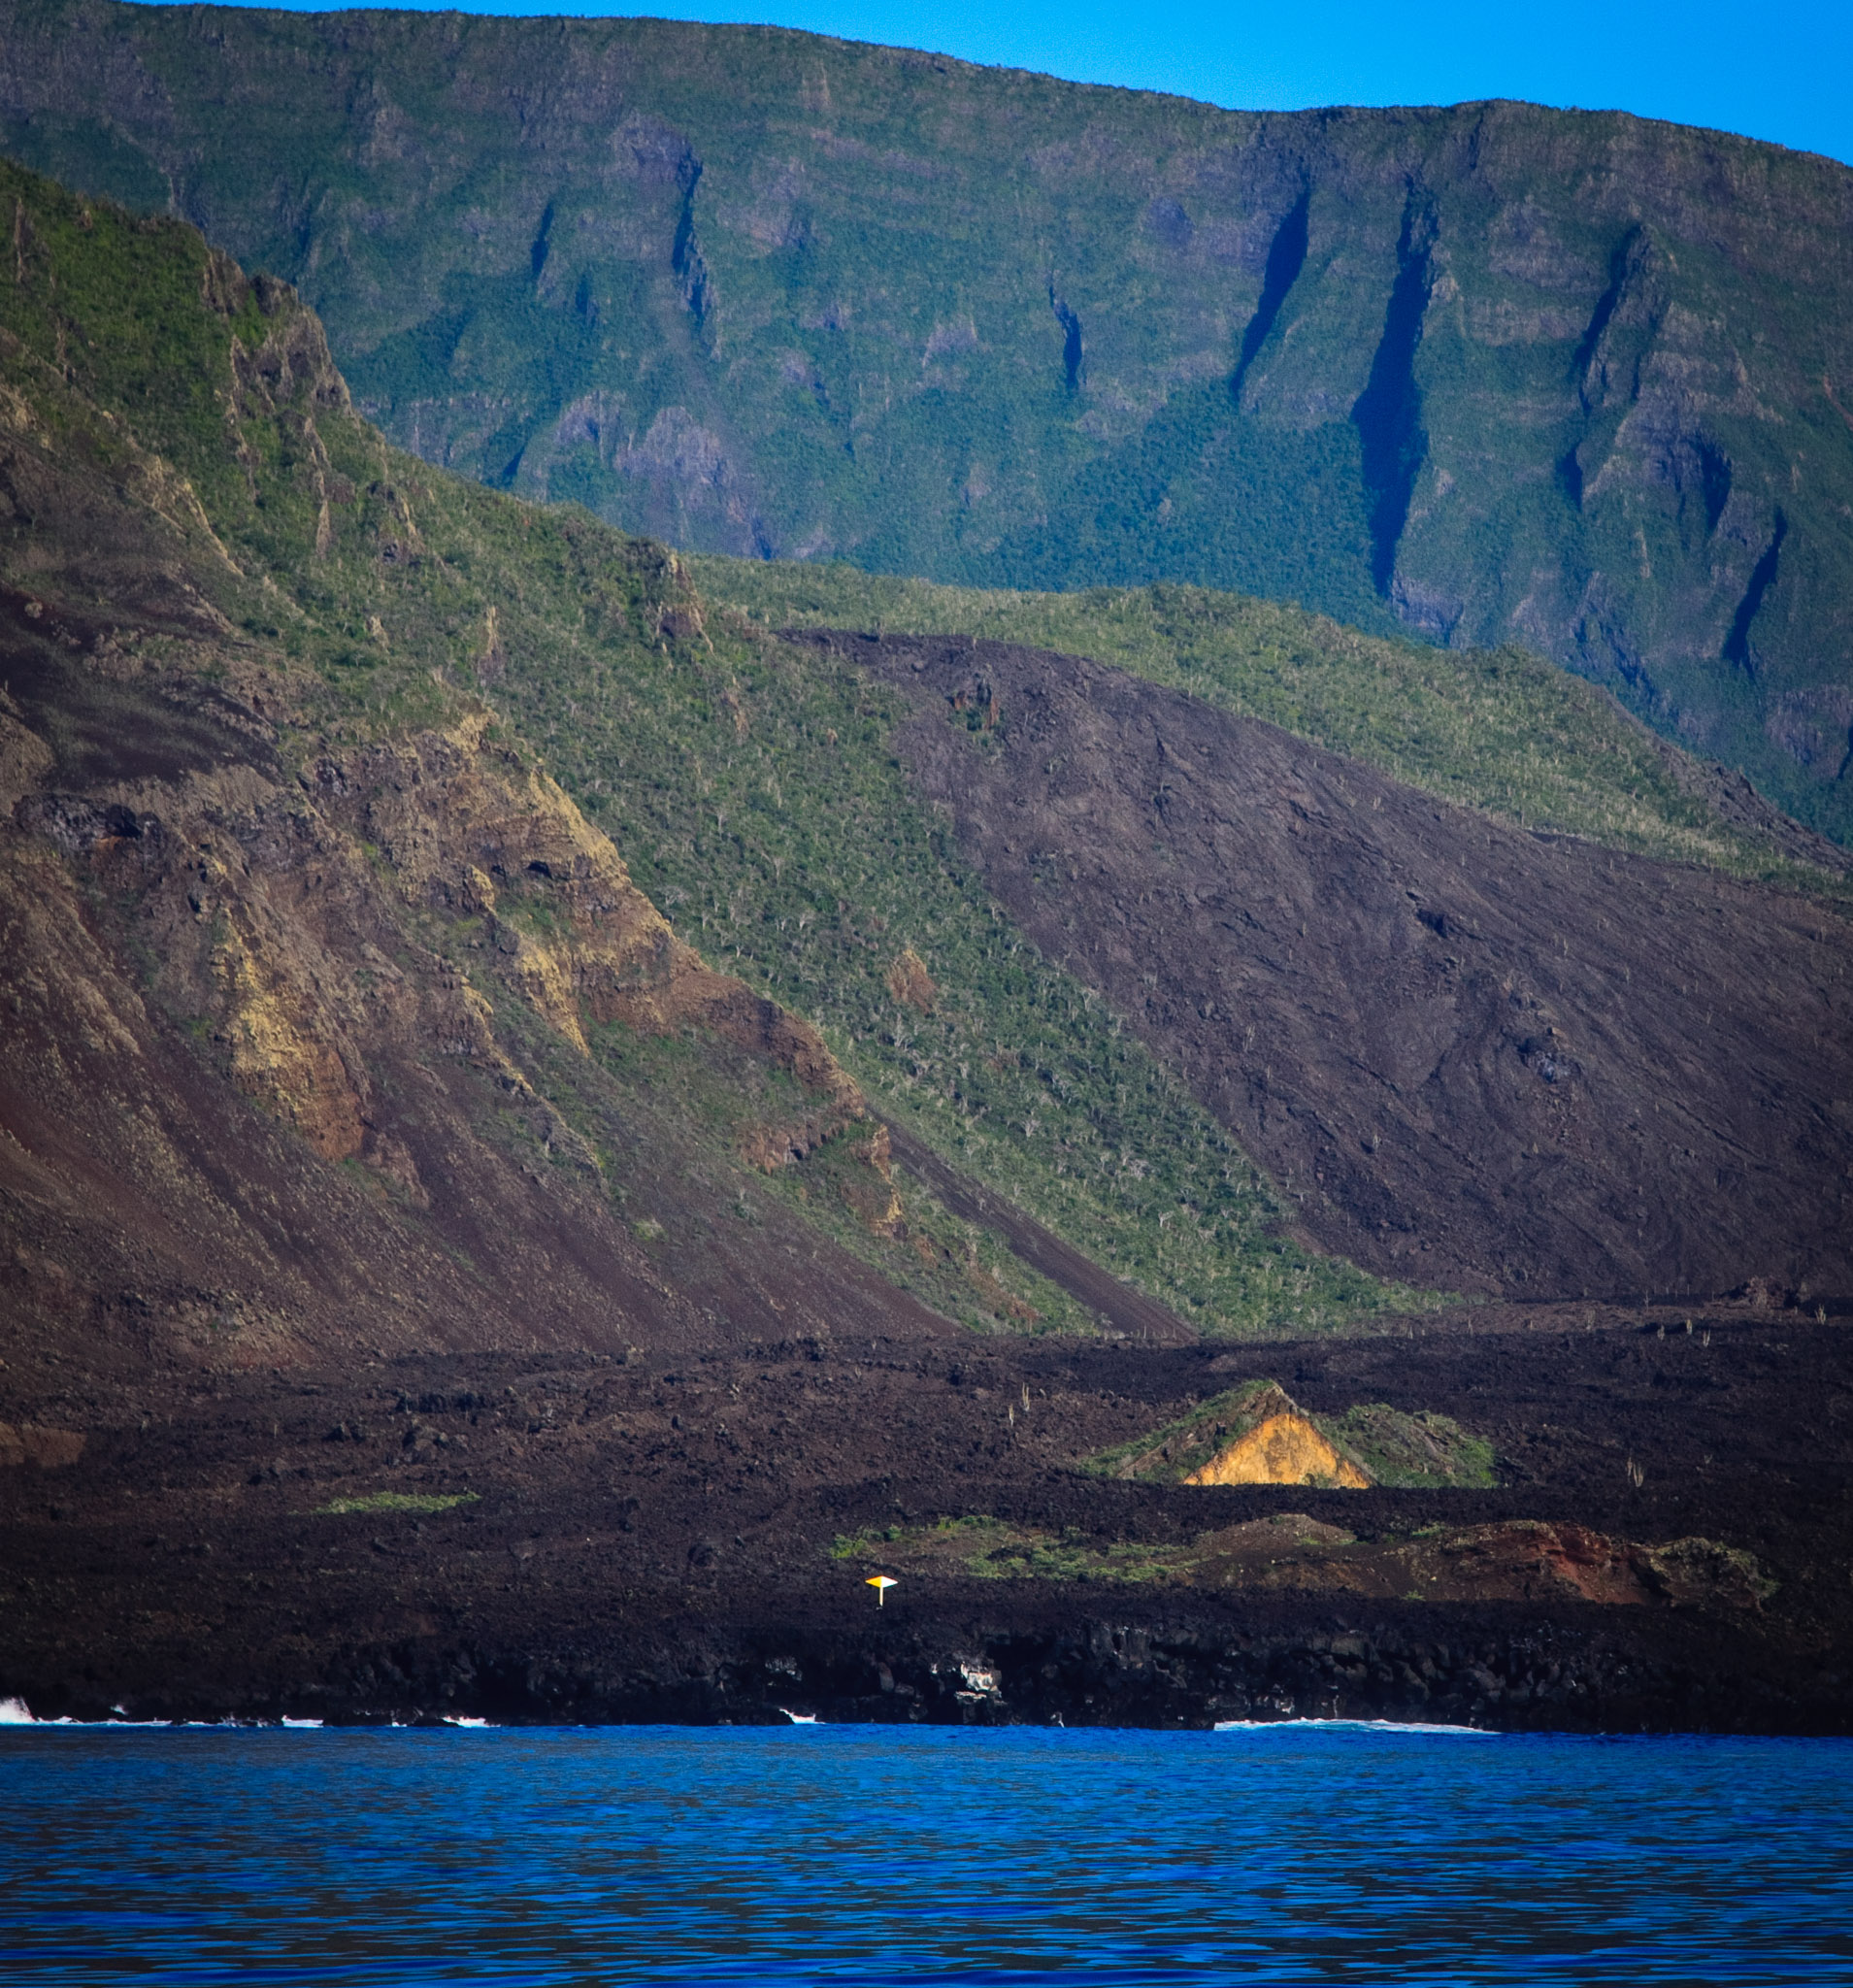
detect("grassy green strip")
(691, 557), (1850, 901)
(315, 1492), (480, 1516)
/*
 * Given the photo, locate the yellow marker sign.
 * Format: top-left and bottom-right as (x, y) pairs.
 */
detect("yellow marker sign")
(866, 1575), (898, 1607)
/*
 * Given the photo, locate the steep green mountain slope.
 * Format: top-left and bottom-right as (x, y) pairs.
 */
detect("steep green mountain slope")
(4, 1), (1851, 840)
(0, 157), (1417, 1340)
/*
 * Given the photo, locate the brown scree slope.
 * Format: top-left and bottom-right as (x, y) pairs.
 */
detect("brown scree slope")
(0, 607), (951, 1369)
(790, 632), (1853, 1303)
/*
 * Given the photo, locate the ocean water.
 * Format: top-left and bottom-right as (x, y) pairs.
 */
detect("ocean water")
(1, 1721), (1849, 1985)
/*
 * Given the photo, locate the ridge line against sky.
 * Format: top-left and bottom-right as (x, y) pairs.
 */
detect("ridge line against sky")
(143, 0), (1853, 167)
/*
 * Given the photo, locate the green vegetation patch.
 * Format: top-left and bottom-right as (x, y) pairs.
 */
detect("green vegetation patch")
(1084, 1380), (1296, 1483)
(1639, 1538), (1777, 1608)
(765, 1126), (1104, 1338)
(495, 594), (1434, 1335)
(832, 1514), (1182, 1584)
(1325, 1404), (1497, 1489)
(830, 1510), (1773, 1610)
(314, 1491), (480, 1516)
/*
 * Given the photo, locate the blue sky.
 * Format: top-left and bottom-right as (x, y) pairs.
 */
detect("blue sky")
(215, 0), (1853, 165)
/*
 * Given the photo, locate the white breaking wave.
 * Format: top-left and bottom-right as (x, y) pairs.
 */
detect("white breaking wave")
(1213, 1717), (1492, 1735)
(0, 1696), (36, 1725)
(778, 1708), (821, 1725)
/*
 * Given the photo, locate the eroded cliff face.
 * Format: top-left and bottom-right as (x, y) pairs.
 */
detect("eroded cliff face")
(99, 704), (870, 1172)
(1, 629), (911, 1369)
(1, 581), (914, 1354)
(0, 241), (900, 1371)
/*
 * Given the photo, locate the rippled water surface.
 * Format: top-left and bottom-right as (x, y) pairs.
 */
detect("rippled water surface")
(3, 1723), (1850, 1984)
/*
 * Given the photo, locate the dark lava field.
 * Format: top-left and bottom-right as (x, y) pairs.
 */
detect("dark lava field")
(4, 1298), (1851, 1732)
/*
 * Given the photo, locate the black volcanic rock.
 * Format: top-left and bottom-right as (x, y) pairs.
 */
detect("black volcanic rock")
(799, 629), (1853, 1301)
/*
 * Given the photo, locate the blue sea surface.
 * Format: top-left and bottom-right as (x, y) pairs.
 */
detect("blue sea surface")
(1, 1721), (1849, 1985)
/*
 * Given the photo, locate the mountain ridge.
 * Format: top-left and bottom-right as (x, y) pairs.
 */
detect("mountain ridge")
(5, 155), (1845, 1353)
(3, 0), (1851, 841)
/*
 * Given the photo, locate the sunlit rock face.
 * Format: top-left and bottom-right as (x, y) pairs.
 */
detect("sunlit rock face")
(1183, 1411), (1373, 1489)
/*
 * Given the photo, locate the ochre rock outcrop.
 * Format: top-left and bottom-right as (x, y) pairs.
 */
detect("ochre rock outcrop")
(1098, 1378), (1380, 1488)
(17, 692), (870, 1186)
(304, 710), (865, 1151)
(1183, 1411), (1371, 1489)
